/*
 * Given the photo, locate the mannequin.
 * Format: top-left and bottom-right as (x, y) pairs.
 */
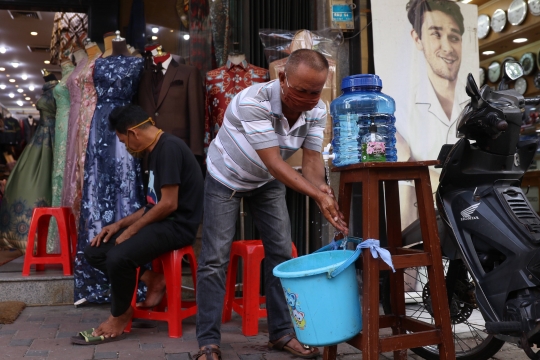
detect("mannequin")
(227, 43), (246, 65)
(84, 38), (101, 58)
(102, 31), (116, 58)
(111, 31), (132, 57)
(204, 42), (269, 151)
(138, 42), (205, 166)
(42, 69), (58, 82)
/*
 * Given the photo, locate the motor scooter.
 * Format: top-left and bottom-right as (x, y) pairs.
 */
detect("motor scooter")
(382, 62), (540, 360)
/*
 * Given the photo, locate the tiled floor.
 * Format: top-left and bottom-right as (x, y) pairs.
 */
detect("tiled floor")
(0, 303), (533, 359)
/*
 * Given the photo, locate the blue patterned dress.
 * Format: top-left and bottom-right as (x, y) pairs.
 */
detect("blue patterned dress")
(74, 55), (145, 304)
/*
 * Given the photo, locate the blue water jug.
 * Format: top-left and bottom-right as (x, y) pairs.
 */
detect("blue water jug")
(330, 74), (397, 166)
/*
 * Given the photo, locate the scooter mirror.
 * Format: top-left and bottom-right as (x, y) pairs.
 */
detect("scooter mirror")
(504, 61), (523, 80)
(465, 73), (483, 108)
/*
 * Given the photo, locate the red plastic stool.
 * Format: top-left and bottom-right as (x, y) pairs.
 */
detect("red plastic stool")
(222, 240), (298, 336)
(22, 207), (77, 276)
(125, 246), (197, 338)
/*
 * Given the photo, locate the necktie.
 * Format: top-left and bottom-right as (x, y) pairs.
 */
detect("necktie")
(152, 62), (164, 104)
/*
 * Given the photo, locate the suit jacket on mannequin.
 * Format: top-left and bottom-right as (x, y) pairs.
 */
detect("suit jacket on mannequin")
(138, 58), (205, 157)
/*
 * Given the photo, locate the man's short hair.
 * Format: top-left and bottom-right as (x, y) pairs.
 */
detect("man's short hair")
(406, 0), (464, 39)
(108, 104), (151, 134)
(285, 49), (329, 75)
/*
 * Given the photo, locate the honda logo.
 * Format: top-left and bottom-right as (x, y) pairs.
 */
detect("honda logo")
(461, 203), (480, 221)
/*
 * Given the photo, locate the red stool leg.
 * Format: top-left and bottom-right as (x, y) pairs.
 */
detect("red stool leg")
(222, 253), (239, 323)
(241, 249), (264, 336)
(22, 209), (40, 276)
(35, 214), (51, 271)
(163, 251), (182, 338)
(67, 210), (78, 262)
(56, 209), (72, 275)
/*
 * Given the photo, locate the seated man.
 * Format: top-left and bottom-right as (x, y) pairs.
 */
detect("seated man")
(75, 104), (203, 343)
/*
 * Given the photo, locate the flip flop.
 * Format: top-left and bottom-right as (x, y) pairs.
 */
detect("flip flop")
(71, 328), (127, 345)
(267, 333), (319, 359)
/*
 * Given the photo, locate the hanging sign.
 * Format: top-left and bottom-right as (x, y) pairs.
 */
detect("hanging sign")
(330, 0), (355, 31)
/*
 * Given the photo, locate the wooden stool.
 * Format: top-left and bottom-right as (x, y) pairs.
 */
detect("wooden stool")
(324, 161), (455, 360)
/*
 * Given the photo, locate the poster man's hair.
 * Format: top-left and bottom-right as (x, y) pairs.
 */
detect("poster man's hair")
(406, 0), (464, 39)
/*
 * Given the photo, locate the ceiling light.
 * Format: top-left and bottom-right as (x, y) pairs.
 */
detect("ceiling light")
(30, 31), (38, 36)
(170, 30), (174, 33)
(0, 47), (6, 54)
(183, 34), (190, 40)
(16, 100), (23, 106)
(8, 79), (15, 83)
(461, 0), (472, 3)
(0, 84), (5, 90)
(513, 38), (528, 43)
(152, 27), (159, 34)
(15, 85), (18, 87)
(8, 93), (14, 98)
(25, 97), (30, 100)
(11, 62), (19, 68)
(21, 74), (27, 80)
(17, 89), (23, 93)
(32, 104), (35, 107)
(482, 50), (495, 55)
(29, 85), (34, 91)
(23, 93), (26, 96)
(44, 60), (50, 64)
(151, 36), (158, 40)
(0, 67), (4, 71)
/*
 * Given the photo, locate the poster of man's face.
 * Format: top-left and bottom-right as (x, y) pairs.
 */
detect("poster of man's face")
(371, 0), (478, 228)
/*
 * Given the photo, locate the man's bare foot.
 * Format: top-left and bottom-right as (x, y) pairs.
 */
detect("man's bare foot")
(195, 345), (220, 360)
(92, 306), (133, 338)
(136, 270), (166, 308)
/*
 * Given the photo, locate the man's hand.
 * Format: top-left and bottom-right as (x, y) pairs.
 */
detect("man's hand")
(90, 223), (121, 247)
(315, 190), (348, 235)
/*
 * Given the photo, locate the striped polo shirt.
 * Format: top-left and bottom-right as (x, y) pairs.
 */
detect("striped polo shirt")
(206, 79), (327, 191)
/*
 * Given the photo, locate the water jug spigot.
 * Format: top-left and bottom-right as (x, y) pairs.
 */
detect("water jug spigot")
(322, 144), (335, 163)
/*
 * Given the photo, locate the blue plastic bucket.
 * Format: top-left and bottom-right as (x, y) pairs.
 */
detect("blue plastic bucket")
(273, 250), (362, 346)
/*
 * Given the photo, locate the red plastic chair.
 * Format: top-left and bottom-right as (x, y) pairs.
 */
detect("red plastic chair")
(125, 246), (197, 338)
(22, 207), (77, 276)
(222, 240), (298, 336)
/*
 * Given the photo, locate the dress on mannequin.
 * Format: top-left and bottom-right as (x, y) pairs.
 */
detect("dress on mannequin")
(73, 41), (103, 222)
(49, 12), (88, 65)
(48, 59), (75, 253)
(60, 48), (88, 217)
(0, 79), (58, 252)
(74, 40), (145, 305)
(203, 54), (269, 153)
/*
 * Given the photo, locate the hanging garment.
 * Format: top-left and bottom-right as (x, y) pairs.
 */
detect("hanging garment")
(49, 12), (88, 65)
(74, 51), (102, 222)
(48, 62), (75, 253)
(138, 59), (205, 157)
(189, 0), (215, 75)
(0, 81), (58, 253)
(22, 117), (39, 146)
(74, 55), (145, 304)
(203, 59), (269, 152)
(61, 55), (88, 218)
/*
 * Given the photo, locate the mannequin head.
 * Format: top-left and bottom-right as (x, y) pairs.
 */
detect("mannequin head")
(111, 31), (132, 57)
(228, 42), (245, 65)
(41, 69), (57, 82)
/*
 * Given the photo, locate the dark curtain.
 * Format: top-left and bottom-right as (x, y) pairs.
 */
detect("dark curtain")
(230, 0), (315, 68)
(126, 0), (146, 53)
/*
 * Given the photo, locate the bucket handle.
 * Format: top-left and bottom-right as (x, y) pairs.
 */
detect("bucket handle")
(328, 238), (396, 278)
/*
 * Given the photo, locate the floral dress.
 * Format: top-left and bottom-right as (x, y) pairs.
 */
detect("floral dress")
(48, 62), (75, 253)
(61, 55), (87, 218)
(0, 81), (58, 252)
(74, 55), (145, 304)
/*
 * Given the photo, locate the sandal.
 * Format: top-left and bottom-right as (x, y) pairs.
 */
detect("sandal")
(268, 333), (320, 359)
(71, 328), (127, 345)
(193, 345), (222, 360)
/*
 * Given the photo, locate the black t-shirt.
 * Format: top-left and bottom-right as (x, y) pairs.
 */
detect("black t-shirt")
(147, 132), (204, 239)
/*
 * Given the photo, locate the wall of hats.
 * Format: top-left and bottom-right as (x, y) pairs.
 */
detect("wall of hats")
(478, 0), (540, 96)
